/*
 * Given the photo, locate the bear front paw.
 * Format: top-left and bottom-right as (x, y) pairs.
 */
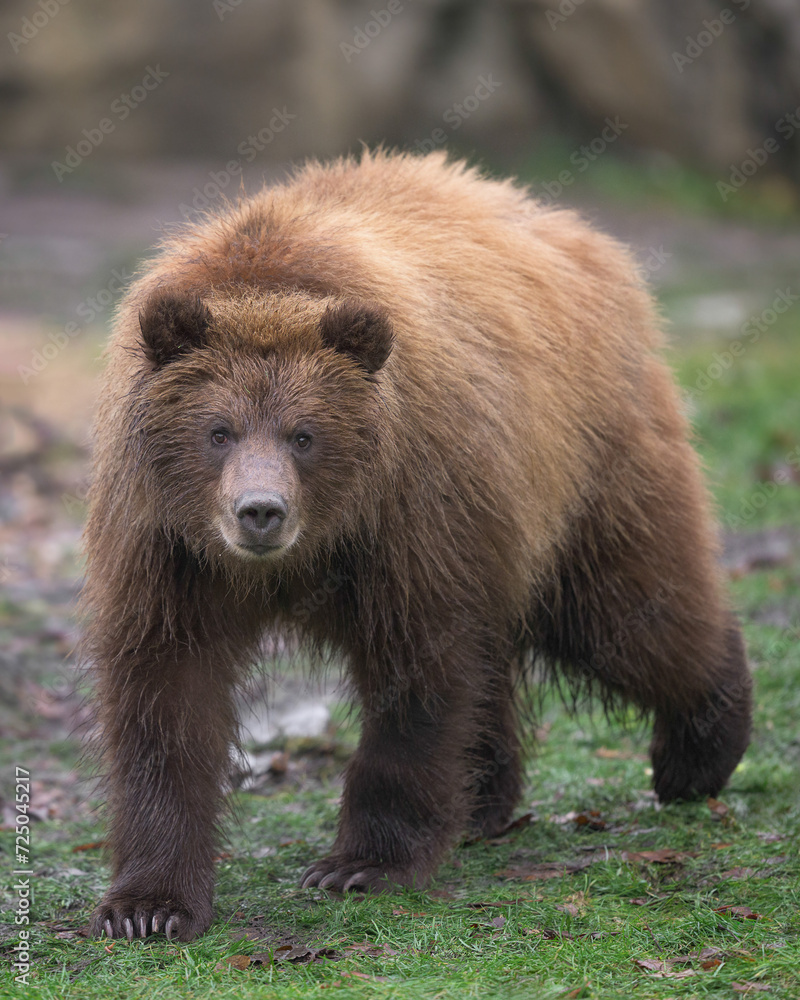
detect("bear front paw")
(91, 893), (212, 942)
(300, 856), (427, 893)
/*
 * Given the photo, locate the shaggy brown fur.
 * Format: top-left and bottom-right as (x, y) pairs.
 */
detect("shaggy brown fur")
(82, 150), (751, 942)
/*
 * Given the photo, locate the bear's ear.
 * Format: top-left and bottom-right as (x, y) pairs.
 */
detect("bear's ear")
(319, 299), (394, 374)
(139, 291), (212, 367)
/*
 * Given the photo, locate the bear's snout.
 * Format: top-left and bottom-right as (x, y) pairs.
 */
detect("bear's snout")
(234, 491), (289, 549)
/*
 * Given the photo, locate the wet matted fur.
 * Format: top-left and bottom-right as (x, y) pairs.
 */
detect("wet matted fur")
(81, 150), (751, 941)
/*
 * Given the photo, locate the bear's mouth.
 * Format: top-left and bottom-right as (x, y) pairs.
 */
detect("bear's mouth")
(219, 521), (301, 559)
(235, 542), (284, 558)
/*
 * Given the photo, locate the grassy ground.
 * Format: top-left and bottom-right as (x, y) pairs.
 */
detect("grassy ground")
(1, 177), (799, 1000)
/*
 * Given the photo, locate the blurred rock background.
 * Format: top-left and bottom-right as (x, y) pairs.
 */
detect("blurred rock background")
(1, 0), (799, 181)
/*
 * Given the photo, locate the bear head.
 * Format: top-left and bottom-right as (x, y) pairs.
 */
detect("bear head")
(133, 288), (395, 567)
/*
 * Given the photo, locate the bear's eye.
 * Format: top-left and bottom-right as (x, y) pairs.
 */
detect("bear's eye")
(294, 433), (312, 450)
(211, 429), (229, 446)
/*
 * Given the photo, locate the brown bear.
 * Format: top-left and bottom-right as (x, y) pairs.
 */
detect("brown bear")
(82, 150), (751, 942)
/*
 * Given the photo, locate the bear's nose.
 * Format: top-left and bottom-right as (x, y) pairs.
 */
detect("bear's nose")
(235, 492), (288, 538)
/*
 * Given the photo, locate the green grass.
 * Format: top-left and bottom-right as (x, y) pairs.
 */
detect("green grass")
(675, 317), (800, 530)
(2, 290), (799, 1000)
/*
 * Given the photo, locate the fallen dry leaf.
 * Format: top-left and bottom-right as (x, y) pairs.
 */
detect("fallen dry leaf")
(521, 927), (618, 943)
(549, 810), (606, 830)
(575, 811), (607, 831)
(720, 867), (756, 879)
(563, 983), (591, 998)
(343, 941), (398, 958)
(715, 905), (764, 921)
(633, 945), (728, 977)
(595, 747), (647, 760)
(663, 947), (724, 966)
(428, 888), (455, 900)
(732, 982), (770, 993)
(271, 943), (339, 964)
(708, 797), (730, 818)
(219, 954), (251, 971)
(463, 810), (534, 845)
(496, 856), (597, 881)
(692, 947), (724, 961)
(633, 958), (697, 979)
(248, 952), (273, 966)
(634, 959), (667, 972)
(322, 971), (389, 987)
(273, 944), (312, 963)
(464, 899), (529, 909)
(557, 891), (589, 918)
(495, 812), (535, 834)
(755, 832), (784, 843)
(622, 849), (697, 864)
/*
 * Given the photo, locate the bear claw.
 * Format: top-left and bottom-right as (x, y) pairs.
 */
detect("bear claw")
(93, 897), (211, 942)
(301, 858), (424, 893)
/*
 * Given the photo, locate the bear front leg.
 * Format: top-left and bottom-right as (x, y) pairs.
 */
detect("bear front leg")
(301, 685), (475, 892)
(90, 652), (240, 942)
(467, 678), (524, 839)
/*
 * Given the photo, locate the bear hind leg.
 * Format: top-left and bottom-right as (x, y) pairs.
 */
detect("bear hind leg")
(531, 504), (752, 803)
